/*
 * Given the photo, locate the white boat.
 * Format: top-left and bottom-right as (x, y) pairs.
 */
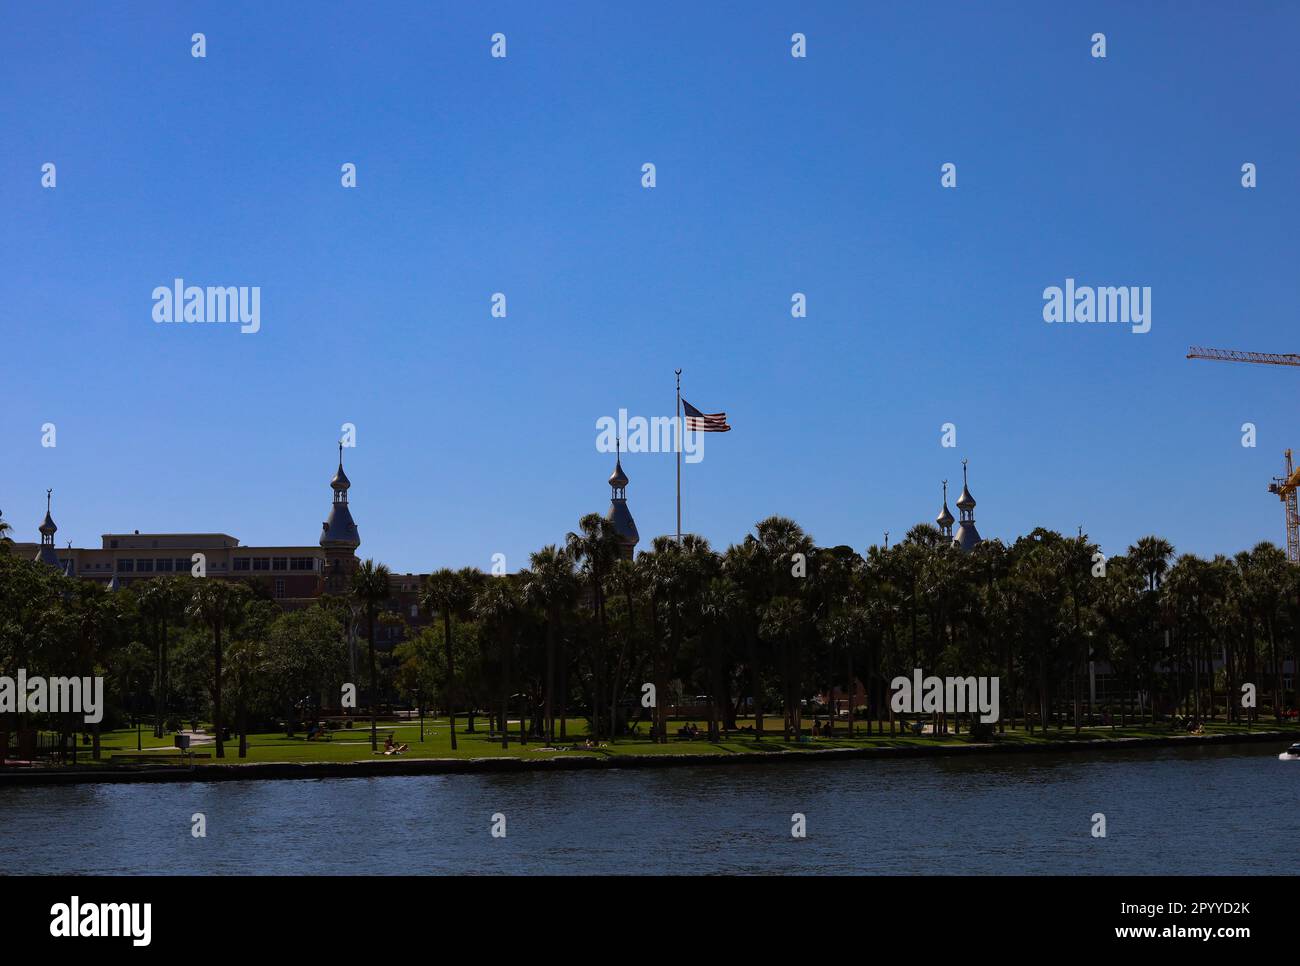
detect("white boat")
(1278, 742), (1300, 760)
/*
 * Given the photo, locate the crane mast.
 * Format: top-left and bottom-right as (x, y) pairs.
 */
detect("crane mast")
(1269, 450), (1300, 564)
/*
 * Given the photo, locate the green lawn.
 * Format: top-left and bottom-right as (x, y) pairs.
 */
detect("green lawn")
(75, 716), (1300, 766)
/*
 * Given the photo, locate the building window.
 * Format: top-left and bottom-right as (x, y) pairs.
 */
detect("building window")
(253, 558), (270, 571)
(233, 558), (251, 572)
(137, 559), (154, 572)
(290, 556), (315, 571)
(410, 604), (418, 618)
(175, 558), (191, 573)
(274, 578), (285, 598)
(117, 559), (134, 573)
(272, 557), (288, 571)
(156, 558), (173, 572)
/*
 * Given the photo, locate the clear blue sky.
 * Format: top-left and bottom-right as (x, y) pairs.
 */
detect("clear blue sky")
(3, 1), (1298, 573)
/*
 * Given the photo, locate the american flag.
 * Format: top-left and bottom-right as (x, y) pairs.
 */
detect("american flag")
(682, 399), (731, 432)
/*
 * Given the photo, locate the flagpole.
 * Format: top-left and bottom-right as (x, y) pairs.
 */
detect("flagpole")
(675, 368), (682, 542)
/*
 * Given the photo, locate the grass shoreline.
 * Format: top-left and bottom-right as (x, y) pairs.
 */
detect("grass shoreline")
(2, 721), (1295, 785)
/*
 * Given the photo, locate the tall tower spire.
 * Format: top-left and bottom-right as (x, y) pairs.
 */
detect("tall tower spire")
(35, 488), (63, 570)
(606, 438), (639, 560)
(320, 444), (360, 593)
(935, 479), (954, 538)
(953, 459), (982, 552)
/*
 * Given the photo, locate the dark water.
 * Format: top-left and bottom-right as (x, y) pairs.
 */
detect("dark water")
(1, 744), (1295, 874)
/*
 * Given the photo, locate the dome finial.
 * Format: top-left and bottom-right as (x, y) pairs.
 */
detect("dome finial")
(936, 479), (955, 533)
(953, 458), (981, 551)
(331, 443), (351, 492)
(956, 458), (976, 511)
(608, 437), (629, 490)
(39, 489), (57, 536)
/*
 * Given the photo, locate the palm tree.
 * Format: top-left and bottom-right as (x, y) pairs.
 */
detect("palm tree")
(759, 596), (807, 738)
(1167, 553), (1220, 725)
(724, 539), (769, 737)
(522, 546), (575, 745)
(69, 581), (124, 760)
(138, 576), (183, 737)
(699, 575), (739, 741)
(186, 579), (248, 758)
(473, 576), (522, 749)
(641, 535), (690, 742)
(228, 598), (276, 758)
(1243, 543), (1289, 721)
(607, 556), (646, 740)
(753, 517), (815, 736)
(566, 513), (621, 739)
(421, 567), (477, 750)
(351, 559), (393, 751)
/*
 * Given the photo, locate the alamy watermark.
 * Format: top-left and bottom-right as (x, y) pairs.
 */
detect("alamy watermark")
(152, 278), (260, 334)
(0, 670), (104, 723)
(596, 409), (704, 463)
(50, 897), (151, 946)
(890, 668), (1000, 723)
(1043, 278), (1150, 334)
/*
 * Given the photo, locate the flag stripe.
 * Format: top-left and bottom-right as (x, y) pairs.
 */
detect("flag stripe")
(682, 399), (732, 432)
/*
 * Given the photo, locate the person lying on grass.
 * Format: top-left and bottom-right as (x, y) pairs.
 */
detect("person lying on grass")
(382, 736), (410, 756)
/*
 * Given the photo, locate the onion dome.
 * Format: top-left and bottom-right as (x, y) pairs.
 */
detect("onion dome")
(955, 486), (975, 512)
(608, 456), (629, 489)
(955, 460), (976, 511)
(936, 480), (955, 530)
(35, 489), (63, 570)
(331, 444), (351, 492)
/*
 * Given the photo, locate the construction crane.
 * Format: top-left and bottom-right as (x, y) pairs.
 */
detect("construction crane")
(1188, 345), (1300, 561)
(1268, 451), (1300, 563)
(1187, 346), (1300, 367)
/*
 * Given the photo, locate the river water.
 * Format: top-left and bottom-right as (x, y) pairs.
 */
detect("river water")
(1, 744), (1294, 875)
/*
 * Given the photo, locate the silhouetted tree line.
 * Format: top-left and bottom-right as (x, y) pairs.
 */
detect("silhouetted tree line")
(2, 514), (1297, 758)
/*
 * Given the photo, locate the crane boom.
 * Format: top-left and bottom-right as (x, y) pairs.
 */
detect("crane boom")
(1187, 346), (1300, 367)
